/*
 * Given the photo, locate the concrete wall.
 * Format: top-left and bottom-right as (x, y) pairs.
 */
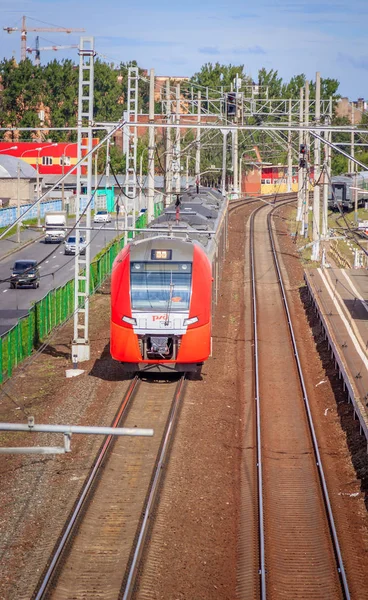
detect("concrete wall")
(0, 178), (36, 206)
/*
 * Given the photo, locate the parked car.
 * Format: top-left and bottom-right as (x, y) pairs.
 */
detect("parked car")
(94, 210), (111, 223)
(64, 236), (87, 255)
(10, 260), (40, 289)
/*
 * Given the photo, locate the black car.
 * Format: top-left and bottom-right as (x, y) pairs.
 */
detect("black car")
(10, 260), (40, 289)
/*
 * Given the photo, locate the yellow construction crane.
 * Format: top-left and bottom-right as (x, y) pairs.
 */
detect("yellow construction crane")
(4, 15), (84, 62)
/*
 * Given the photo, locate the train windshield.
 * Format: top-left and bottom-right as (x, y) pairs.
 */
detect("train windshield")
(130, 262), (192, 311)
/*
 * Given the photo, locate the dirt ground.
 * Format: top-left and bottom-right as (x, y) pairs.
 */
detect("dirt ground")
(274, 203), (368, 599)
(0, 200), (367, 600)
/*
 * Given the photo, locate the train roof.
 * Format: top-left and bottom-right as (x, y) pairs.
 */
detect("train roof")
(130, 186), (227, 256)
(330, 176), (353, 184)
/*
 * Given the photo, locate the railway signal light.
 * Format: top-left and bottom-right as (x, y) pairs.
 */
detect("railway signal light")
(299, 143), (308, 168)
(227, 92), (236, 116)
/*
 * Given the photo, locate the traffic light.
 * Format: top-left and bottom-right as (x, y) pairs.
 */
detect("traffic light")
(299, 143), (308, 168)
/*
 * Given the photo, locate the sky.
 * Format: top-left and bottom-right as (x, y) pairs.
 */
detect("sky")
(0, 0), (367, 99)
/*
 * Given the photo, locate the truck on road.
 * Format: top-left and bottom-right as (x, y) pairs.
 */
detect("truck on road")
(44, 211), (67, 243)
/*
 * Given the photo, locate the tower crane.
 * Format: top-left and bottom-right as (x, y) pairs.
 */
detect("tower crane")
(26, 36), (79, 66)
(3, 15), (84, 61)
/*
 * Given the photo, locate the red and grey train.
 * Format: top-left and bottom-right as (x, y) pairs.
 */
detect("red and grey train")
(110, 187), (228, 373)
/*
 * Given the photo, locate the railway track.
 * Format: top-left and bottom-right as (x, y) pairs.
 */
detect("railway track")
(229, 192), (297, 215)
(33, 374), (186, 600)
(239, 199), (350, 599)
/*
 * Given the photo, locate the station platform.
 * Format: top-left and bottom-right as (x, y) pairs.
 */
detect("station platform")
(304, 268), (368, 445)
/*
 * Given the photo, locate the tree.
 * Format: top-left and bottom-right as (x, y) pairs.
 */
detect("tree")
(42, 59), (78, 141)
(309, 77), (340, 100)
(258, 68), (283, 98)
(191, 62), (250, 90)
(331, 116), (350, 174)
(94, 60), (124, 124)
(282, 74), (306, 99)
(0, 58), (43, 138)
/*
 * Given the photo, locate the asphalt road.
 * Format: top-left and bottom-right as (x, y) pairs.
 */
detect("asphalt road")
(0, 220), (122, 335)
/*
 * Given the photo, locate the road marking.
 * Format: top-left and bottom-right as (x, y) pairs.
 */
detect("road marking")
(3, 289), (7, 293)
(59, 251), (63, 254)
(45, 260), (49, 264)
(53, 255), (57, 259)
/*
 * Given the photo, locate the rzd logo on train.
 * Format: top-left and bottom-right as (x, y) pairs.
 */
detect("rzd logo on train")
(152, 314), (168, 322)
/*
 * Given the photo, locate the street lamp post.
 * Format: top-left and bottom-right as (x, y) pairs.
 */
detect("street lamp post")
(0, 146), (19, 239)
(18, 146), (45, 243)
(61, 142), (76, 213)
(36, 143), (58, 227)
(0, 145), (18, 155)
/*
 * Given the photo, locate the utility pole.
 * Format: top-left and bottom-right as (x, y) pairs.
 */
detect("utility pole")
(297, 87), (304, 221)
(94, 151), (98, 194)
(312, 72), (321, 260)
(303, 80), (310, 238)
(147, 68), (155, 222)
(232, 75), (242, 195)
(36, 154), (41, 228)
(164, 79), (172, 207)
(16, 163), (21, 243)
(322, 97), (333, 238)
(350, 108), (355, 174)
(174, 83), (181, 193)
(61, 159), (65, 212)
(105, 130), (111, 190)
(287, 97), (293, 192)
(195, 91), (201, 188)
(139, 153), (143, 212)
(232, 128), (239, 195)
(221, 129), (229, 195)
(354, 171), (358, 224)
(72, 36), (94, 365)
(124, 66), (139, 232)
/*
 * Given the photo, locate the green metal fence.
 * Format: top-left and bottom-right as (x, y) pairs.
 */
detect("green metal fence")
(0, 202), (164, 384)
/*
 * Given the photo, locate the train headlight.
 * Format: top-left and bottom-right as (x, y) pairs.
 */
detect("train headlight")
(183, 316), (198, 326)
(122, 315), (137, 325)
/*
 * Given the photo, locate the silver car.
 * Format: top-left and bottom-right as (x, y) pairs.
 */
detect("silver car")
(94, 210), (112, 223)
(64, 236), (87, 255)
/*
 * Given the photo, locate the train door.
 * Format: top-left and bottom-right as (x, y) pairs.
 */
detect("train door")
(332, 183), (345, 205)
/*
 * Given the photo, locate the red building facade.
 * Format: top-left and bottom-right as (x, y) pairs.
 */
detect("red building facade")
(0, 142), (78, 175)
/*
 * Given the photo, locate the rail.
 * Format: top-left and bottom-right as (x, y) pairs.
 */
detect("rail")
(267, 201), (350, 598)
(33, 374), (186, 600)
(249, 206), (266, 599)
(247, 195), (350, 598)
